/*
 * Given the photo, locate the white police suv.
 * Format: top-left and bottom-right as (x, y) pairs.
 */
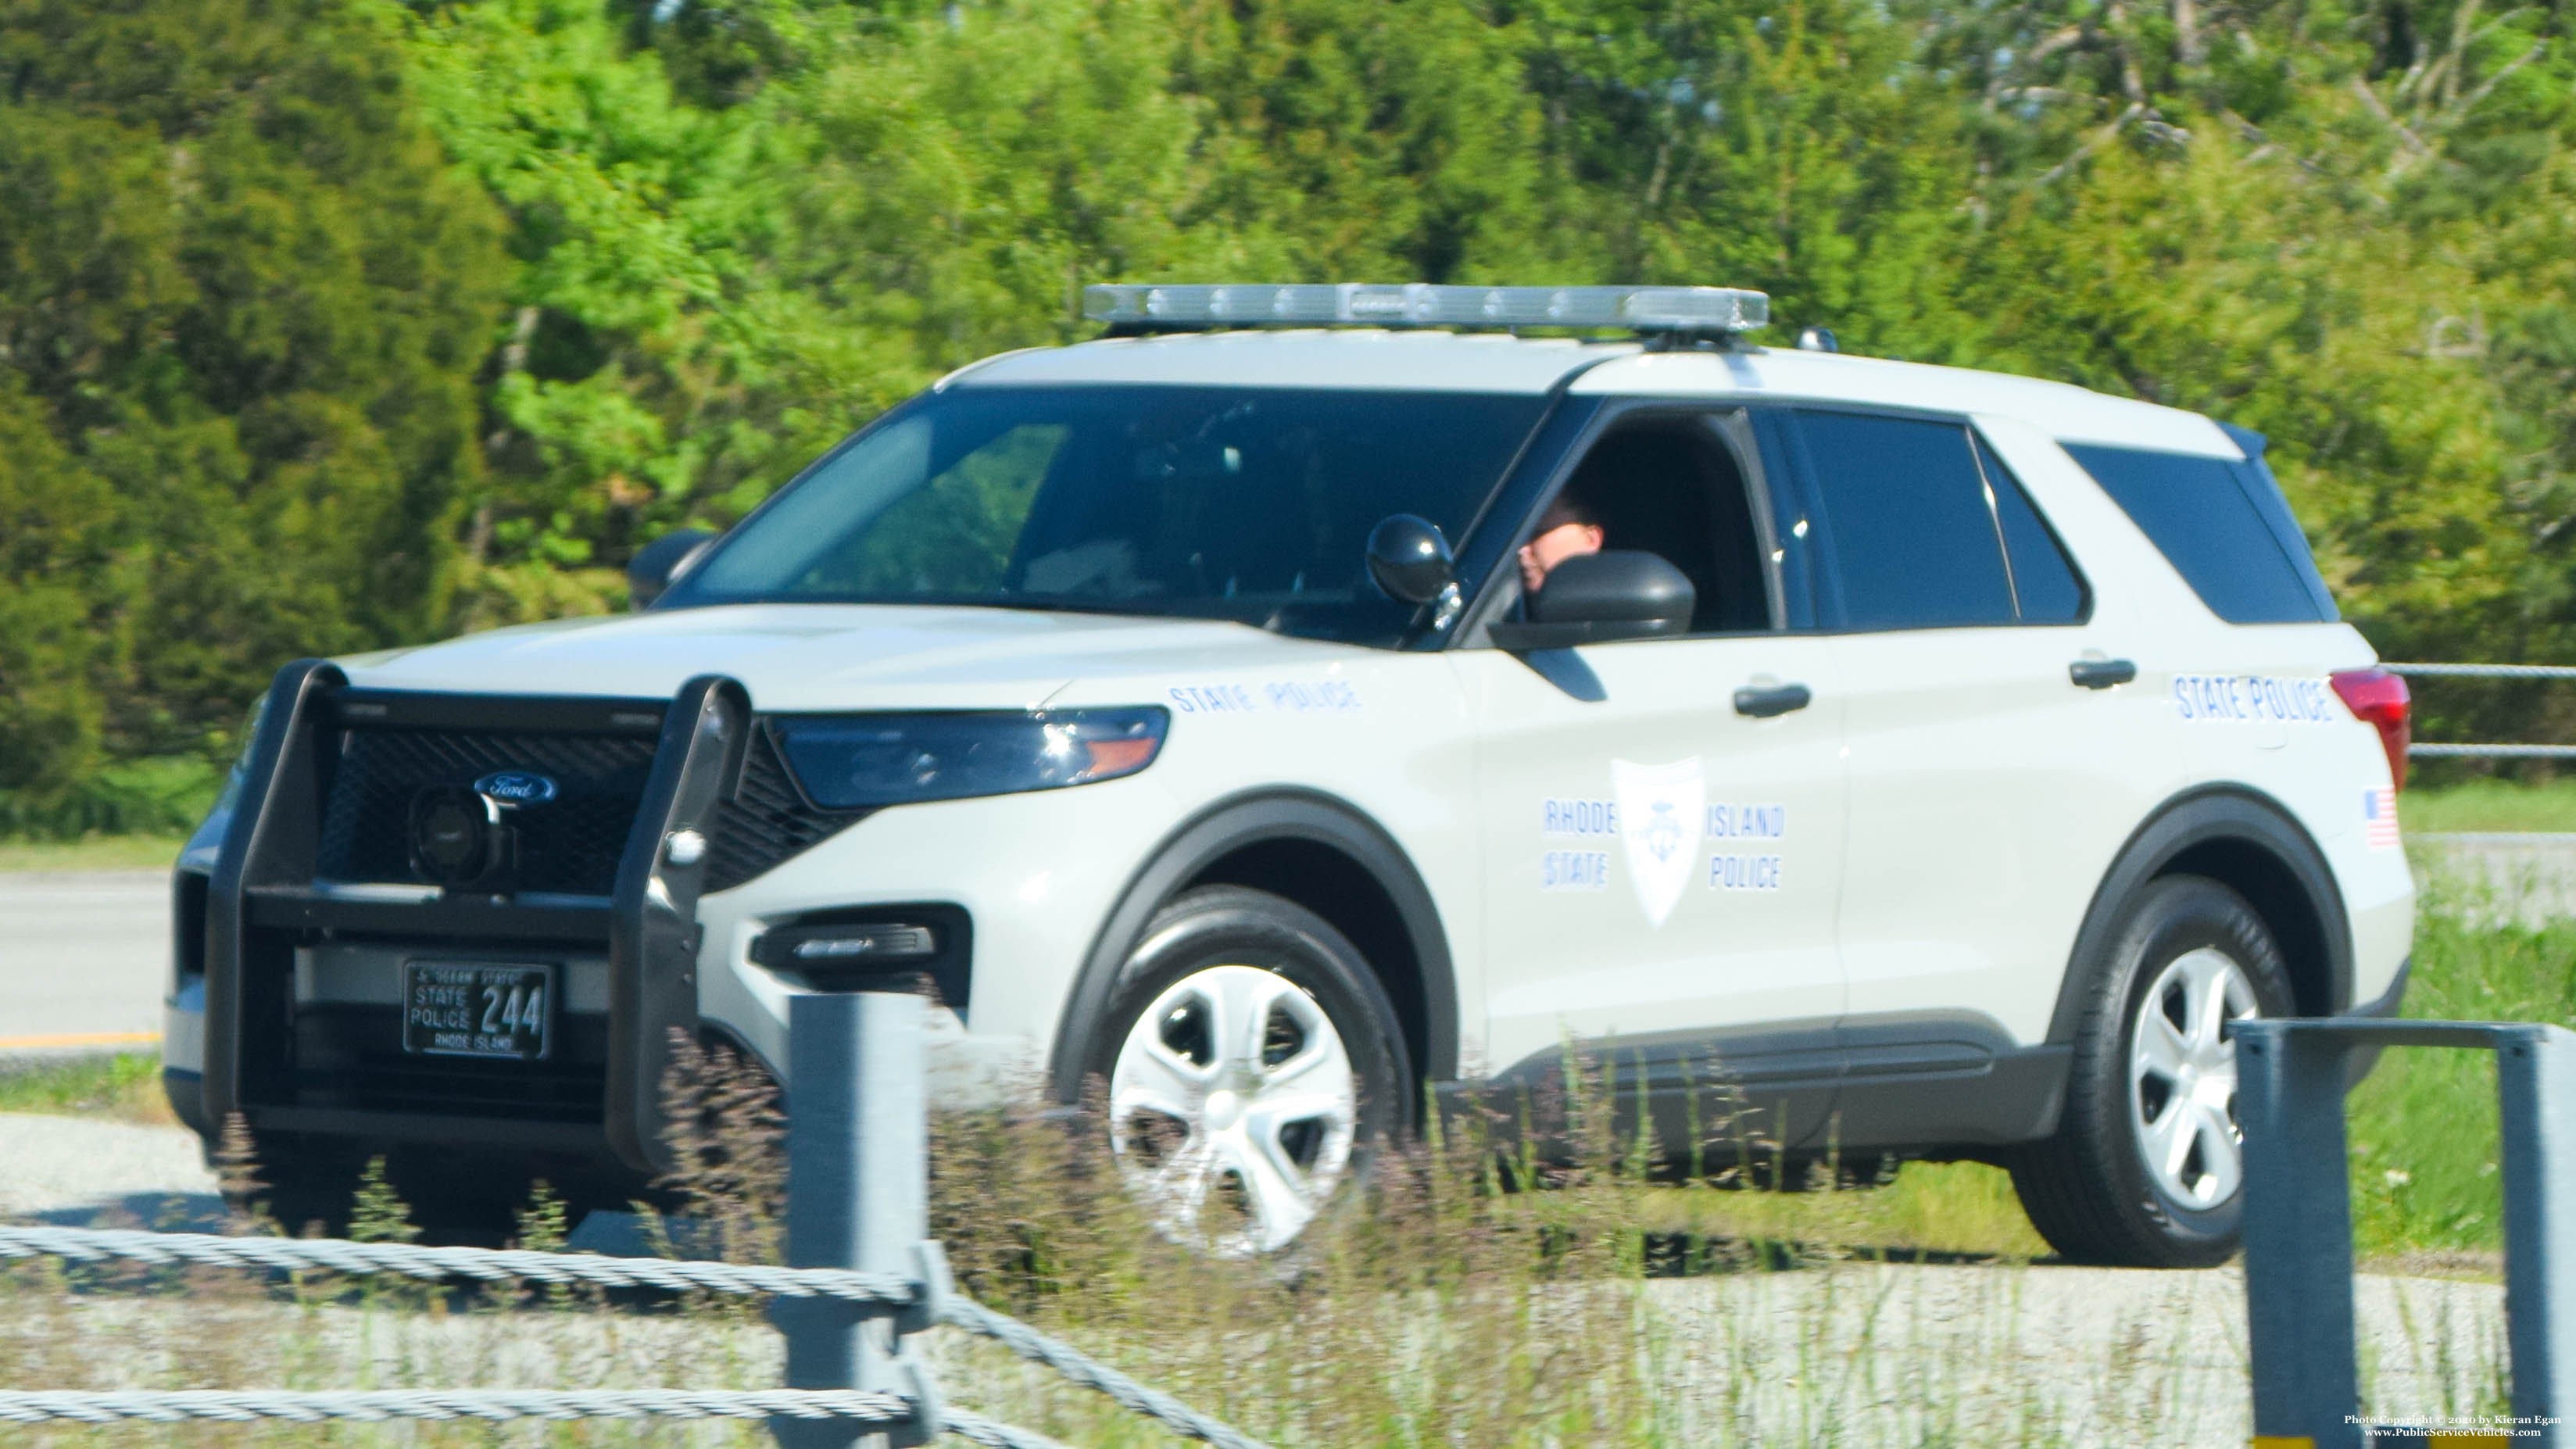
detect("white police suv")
(163, 283), (2414, 1265)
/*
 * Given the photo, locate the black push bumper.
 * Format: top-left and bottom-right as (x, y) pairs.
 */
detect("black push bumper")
(201, 661), (752, 1179)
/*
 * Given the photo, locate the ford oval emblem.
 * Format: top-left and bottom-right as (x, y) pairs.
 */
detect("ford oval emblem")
(474, 770), (558, 807)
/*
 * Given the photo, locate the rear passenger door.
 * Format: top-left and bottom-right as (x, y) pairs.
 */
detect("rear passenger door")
(1765, 410), (2185, 1079)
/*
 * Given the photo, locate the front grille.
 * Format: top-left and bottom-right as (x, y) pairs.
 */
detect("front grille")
(706, 728), (870, 893)
(317, 728), (657, 895)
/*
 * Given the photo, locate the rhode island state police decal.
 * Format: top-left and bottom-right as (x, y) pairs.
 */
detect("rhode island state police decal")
(1611, 757), (1705, 929)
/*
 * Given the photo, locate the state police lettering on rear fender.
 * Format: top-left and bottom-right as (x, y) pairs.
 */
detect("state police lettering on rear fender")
(2170, 673), (2337, 724)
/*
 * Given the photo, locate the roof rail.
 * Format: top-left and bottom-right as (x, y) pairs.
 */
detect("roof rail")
(1082, 283), (1769, 339)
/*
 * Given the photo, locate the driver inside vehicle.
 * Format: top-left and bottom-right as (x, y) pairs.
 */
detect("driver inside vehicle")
(1516, 488), (1605, 596)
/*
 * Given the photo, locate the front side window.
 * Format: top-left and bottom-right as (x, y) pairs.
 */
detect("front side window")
(1518, 417), (1775, 635)
(667, 385), (1551, 644)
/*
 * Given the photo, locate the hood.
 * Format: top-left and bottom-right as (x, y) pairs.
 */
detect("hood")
(337, 603), (1361, 712)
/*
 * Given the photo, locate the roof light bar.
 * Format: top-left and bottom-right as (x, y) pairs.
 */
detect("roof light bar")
(1082, 283), (1770, 335)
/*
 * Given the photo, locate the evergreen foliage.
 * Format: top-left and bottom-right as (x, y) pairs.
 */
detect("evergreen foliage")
(2, 0), (2573, 806)
(0, 0), (505, 800)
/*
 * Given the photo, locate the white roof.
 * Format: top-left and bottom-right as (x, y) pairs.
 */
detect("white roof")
(953, 330), (2242, 458)
(1569, 348), (2241, 456)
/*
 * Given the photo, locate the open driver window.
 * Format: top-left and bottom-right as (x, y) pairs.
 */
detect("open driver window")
(1528, 416), (1775, 635)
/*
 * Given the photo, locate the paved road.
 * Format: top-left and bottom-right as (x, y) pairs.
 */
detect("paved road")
(0, 871), (169, 1053)
(2411, 832), (2576, 925)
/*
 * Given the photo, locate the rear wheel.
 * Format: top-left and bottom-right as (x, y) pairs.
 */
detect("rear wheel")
(1085, 886), (1411, 1258)
(2011, 875), (2293, 1268)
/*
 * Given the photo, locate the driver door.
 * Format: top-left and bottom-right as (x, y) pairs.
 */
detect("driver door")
(1461, 412), (1850, 1154)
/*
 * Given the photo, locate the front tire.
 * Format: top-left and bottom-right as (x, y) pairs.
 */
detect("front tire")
(2011, 875), (2294, 1268)
(1082, 886), (1412, 1257)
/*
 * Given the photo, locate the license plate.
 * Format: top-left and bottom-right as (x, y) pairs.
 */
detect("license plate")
(402, 961), (556, 1061)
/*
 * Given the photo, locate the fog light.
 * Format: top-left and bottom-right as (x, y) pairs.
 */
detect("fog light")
(789, 925), (936, 961)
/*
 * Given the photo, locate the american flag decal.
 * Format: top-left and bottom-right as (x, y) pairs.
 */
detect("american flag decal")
(2363, 787), (2399, 849)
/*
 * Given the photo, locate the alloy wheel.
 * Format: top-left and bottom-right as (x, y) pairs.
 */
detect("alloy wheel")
(2127, 946), (2259, 1209)
(1107, 964), (1358, 1256)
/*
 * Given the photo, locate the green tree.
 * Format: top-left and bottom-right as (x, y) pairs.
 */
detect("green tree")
(0, 0), (506, 769)
(0, 377), (120, 799)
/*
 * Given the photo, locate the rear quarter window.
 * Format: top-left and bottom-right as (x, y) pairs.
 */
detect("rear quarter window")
(2060, 443), (2337, 624)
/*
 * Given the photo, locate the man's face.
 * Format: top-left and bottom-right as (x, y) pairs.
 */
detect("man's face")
(1519, 521), (1605, 595)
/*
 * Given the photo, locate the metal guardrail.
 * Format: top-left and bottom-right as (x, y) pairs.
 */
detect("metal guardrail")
(2385, 663), (2576, 761)
(2238, 1019), (2573, 1448)
(0, 989), (1268, 1449)
(2385, 664), (2576, 682)
(2409, 744), (2576, 760)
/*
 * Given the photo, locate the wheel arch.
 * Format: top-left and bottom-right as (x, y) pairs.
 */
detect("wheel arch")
(2048, 785), (2352, 1042)
(1046, 789), (1458, 1106)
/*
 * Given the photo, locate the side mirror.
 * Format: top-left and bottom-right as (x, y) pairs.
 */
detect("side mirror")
(627, 528), (716, 610)
(1487, 550), (1695, 649)
(1365, 513), (1456, 606)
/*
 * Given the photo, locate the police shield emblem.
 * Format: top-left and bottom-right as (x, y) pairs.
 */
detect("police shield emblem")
(1612, 757), (1705, 928)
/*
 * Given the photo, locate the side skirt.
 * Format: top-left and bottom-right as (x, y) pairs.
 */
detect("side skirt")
(1448, 1011), (2071, 1174)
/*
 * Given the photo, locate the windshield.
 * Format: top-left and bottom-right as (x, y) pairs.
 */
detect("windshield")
(663, 385), (1551, 642)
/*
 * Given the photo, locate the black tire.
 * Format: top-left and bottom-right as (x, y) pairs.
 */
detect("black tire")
(2011, 875), (2295, 1268)
(1080, 886), (1413, 1253)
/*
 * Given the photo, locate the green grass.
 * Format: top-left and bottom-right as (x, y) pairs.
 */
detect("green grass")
(2347, 867), (2576, 1261)
(2402, 776), (2576, 834)
(0, 832), (188, 871)
(0, 1052), (175, 1126)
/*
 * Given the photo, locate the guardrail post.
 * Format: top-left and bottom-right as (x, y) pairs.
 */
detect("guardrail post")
(775, 989), (936, 1449)
(2237, 1021), (2364, 1449)
(2499, 1026), (2575, 1434)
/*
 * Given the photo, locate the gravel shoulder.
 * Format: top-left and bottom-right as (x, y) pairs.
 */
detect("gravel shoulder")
(0, 1111), (219, 1225)
(1644, 1259), (2499, 1445)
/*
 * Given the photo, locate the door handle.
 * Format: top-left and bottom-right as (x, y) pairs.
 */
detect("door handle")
(2070, 658), (2138, 689)
(1733, 683), (1812, 718)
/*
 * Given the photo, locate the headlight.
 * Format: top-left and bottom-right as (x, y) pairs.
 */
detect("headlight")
(774, 707), (1169, 809)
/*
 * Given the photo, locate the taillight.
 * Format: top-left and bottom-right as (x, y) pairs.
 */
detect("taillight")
(2331, 667), (2412, 791)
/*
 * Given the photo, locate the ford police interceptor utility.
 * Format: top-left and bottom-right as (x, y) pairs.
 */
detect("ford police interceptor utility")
(163, 283), (2414, 1267)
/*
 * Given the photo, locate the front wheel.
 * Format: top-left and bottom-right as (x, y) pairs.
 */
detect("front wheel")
(1084, 886), (1412, 1258)
(2011, 875), (2295, 1268)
